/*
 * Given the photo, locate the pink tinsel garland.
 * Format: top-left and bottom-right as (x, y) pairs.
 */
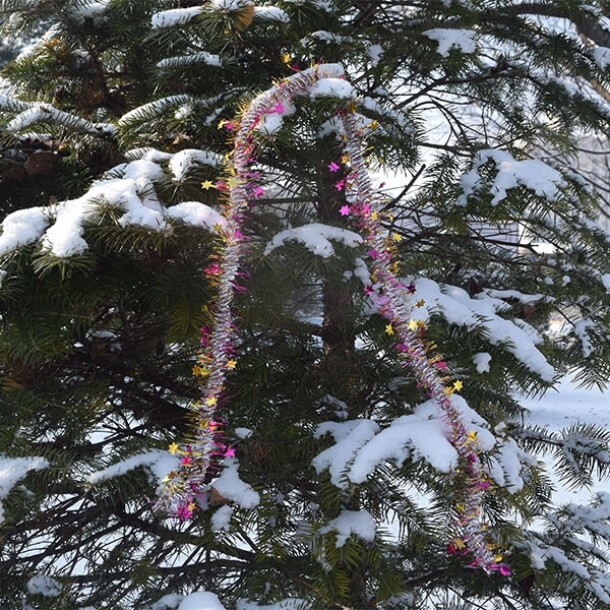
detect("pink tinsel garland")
(155, 64), (509, 576)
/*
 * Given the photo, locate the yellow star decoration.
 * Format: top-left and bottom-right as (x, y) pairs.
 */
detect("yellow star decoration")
(192, 364), (210, 378)
(453, 538), (466, 550)
(205, 396), (218, 407)
(202, 180), (215, 190)
(385, 323), (394, 336)
(467, 430), (478, 442)
(168, 442), (180, 455)
(391, 233), (403, 242)
(341, 154), (349, 164)
(370, 119), (379, 130)
(408, 319), (418, 331)
(494, 554), (504, 563)
(226, 359), (237, 370)
(226, 177), (239, 189)
(371, 211), (379, 221)
(281, 52), (292, 64)
(453, 380), (463, 392)
(218, 119), (228, 129)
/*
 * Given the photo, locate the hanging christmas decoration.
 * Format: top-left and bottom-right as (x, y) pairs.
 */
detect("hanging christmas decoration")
(155, 63), (509, 576)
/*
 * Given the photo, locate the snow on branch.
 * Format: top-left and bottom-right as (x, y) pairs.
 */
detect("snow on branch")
(87, 450), (180, 486)
(151, 7), (204, 29)
(157, 51), (223, 70)
(118, 94), (227, 129)
(405, 278), (555, 381)
(209, 458), (260, 509)
(319, 509), (376, 546)
(0, 97), (115, 137)
(0, 153), (227, 259)
(264, 223), (363, 258)
(314, 396), (487, 482)
(0, 454), (48, 523)
(458, 149), (567, 206)
(423, 28), (477, 57)
(151, 2), (289, 30)
(253, 6), (289, 23)
(515, 492), (610, 606)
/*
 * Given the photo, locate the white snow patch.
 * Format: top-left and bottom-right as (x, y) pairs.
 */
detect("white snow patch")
(319, 509), (376, 546)
(167, 202), (226, 232)
(253, 7), (290, 22)
(593, 47), (610, 69)
(573, 318), (594, 358)
(313, 419), (379, 488)
(411, 277), (555, 381)
(87, 450), (180, 486)
(209, 0), (253, 10)
(0, 150), (229, 258)
(424, 28), (477, 57)
(237, 599), (308, 610)
(473, 352), (491, 373)
(151, 7), (204, 29)
(487, 437), (531, 493)
(367, 44), (383, 66)
(255, 99), (296, 136)
(0, 455), (48, 523)
(0, 207), (50, 257)
(117, 159), (165, 182)
(157, 52), (222, 70)
(26, 574), (61, 597)
(178, 591), (226, 610)
(210, 458), (259, 508)
(265, 223), (362, 258)
(168, 149), (222, 181)
(458, 149), (566, 206)
(309, 78), (356, 100)
(314, 396), (495, 487)
(211, 505), (233, 532)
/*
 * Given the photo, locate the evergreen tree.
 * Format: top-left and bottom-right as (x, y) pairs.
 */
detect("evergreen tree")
(1, 1), (610, 609)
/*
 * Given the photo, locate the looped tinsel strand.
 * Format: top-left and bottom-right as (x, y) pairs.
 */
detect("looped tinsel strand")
(154, 63), (509, 574)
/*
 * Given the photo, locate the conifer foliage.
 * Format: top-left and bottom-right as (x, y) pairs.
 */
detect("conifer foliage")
(1, 1), (610, 609)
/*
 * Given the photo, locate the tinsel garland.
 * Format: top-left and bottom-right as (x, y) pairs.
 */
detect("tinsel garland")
(155, 63), (509, 575)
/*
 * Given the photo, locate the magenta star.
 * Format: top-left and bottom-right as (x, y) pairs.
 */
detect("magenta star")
(328, 161), (340, 172)
(339, 205), (351, 216)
